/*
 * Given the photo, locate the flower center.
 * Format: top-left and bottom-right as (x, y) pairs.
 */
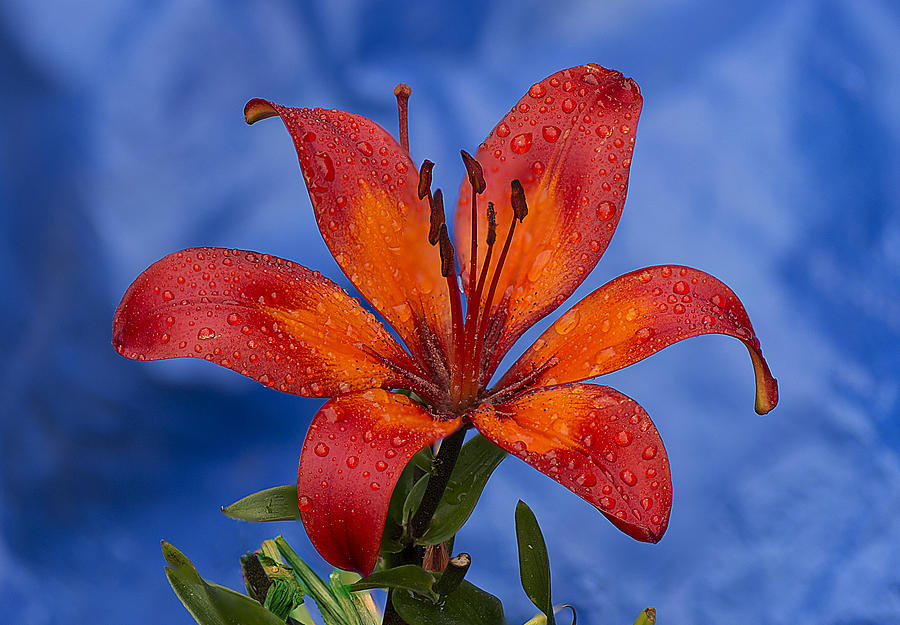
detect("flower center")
(395, 85), (528, 412)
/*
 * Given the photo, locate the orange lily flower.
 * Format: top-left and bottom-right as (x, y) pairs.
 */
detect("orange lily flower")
(113, 64), (777, 575)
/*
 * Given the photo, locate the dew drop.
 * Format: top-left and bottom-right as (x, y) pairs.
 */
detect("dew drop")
(356, 141), (373, 156)
(642, 445), (658, 460)
(575, 471), (597, 487)
(165, 316), (176, 326)
(314, 443), (330, 457)
(542, 125), (561, 143)
(635, 327), (654, 343)
(595, 201), (616, 221)
(375, 460), (388, 472)
(555, 309), (580, 335)
(615, 431), (633, 446)
(599, 496), (615, 510)
(162, 290), (174, 301)
(528, 83), (546, 98)
(298, 495), (312, 512)
(496, 123), (510, 137)
(197, 327), (216, 340)
(528, 249), (552, 282)
(510, 133), (533, 154)
(562, 98), (576, 113)
(646, 467), (657, 478)
(673, 280), (689, 295)
(620, 469), (637, 486)
(227, 313), (242, 326)
(370, 482), (380, 491)
(346, 456), (359, 469)
(640, 497), (653, 510)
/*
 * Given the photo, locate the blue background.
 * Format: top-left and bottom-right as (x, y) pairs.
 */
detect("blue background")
(2, 1), (899, 623)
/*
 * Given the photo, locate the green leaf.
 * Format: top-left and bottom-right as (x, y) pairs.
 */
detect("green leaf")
(330, 570), (364, 625)
(403, 475), (431, 525)
(632, 607), (657, 625)
(221, 485), (300, 522)
(515, 501), (555, 625)
(381, 454), (422, 554)
(419, 435), (506, 545)
(350, 565), (438, 601)
(272, 537), (347, 625)
(161, 541), (285, 625)
(332, 570), (381, 625)
(392, 580), (504, 625)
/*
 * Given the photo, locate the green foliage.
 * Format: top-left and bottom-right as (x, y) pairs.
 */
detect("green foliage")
(515, 501), (555, 625)
(392, 580), (505, 625)
(351, 565), (438, 601)
(419, 434), (506, 545)
(632, 607), (657, 625)
(221, 485), (300, 522)
(161, 541), (286, 625)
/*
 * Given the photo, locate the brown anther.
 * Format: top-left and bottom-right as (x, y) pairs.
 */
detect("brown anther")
(510, 179), (528, 221)
(486, 201), (497, 246)
(429, 188), (445, 246)
(460, 150), (486, 194)
(418, 160), (435, 200)
(438, 224), (455, 277)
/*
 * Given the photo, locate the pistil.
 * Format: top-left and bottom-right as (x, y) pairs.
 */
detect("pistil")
(393, 83), (412, 153)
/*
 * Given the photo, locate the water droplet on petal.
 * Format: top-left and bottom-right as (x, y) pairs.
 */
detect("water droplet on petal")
(615, 431), (633, 446)
(370, 482), (380, 491)
(599, 497), (615, 510)
(596, 201), (616, 221)
(162, 290), (174, 301)
(673, 280), (690, 295)
(555, 309), (580, 335)
(542, 125), (561, 142)
(227, 313), (242, 326)
(298, 495), (312, 512)
(346, 456), (359, 469)
(356, 141), (373, 156)
(197, 327), (216, 340)
(575, 471), (597, 487)
(375, 460), (388, 472)
(620, 469), (637, 486)
(635, 327), (654, 343)
(496, 123), (510, 137)
(511, 133), (533, 154)
(642, 445), (658, 460)
(528, 83), (547, 98)
(641, 497), (653, 510)
(314, 443), (329, 457)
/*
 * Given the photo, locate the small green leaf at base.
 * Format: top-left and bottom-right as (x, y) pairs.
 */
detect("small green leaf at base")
(392, 580), (504, 625)
(632, 607), (656, 625)
(419, 435), (506, 545)
(161, 541), (285, 625)
(222, 485), (300, 522)
(350, 565), (438, 601)
(515, 501), (555, 625)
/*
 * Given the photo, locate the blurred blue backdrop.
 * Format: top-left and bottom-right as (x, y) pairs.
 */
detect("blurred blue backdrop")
(2, 1), (899, 623)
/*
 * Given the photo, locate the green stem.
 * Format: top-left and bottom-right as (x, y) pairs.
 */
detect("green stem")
(409, 427), (467, 540)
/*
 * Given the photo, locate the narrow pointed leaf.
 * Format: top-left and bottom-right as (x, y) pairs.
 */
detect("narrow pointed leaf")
(381, 456), (420, 554)
(350, 565), (438, 601)
(330, 570), (364, 625)
(515, 501), (555, 625)
(403, 475), (431, 525)
(273, 537), (346, 625)
(161, 541), (285, 625)
(333, 570), (381, 625)
(419, 435), (506, 545)
(222, 485), (300, 522)
(391, 580), (505, 625)
(632, 607), (656, 625)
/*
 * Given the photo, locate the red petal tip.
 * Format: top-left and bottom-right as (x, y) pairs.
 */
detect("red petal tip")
(244, 98), (278, 124)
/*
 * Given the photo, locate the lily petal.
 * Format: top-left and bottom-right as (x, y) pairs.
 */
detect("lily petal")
(455, 64), (642, 373)
(471, 384), (671, 542)
(499, 266), (778, 414)
(297, 389), (460, 574)
(113, 248), (420, 397)
(245, 100), (451, 375)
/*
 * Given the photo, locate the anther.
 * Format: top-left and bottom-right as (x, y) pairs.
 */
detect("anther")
(438, 224), (455, 278)
(429, 189), (445, 246)
(418, 160), (434, 200)
(510, 179), (529, 221)
(460, 150), (486, 194)
(486, 201), (497, 246)
(394, 83), (412, 153)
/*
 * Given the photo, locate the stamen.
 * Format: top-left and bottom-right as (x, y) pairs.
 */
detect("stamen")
(394, 83), (412, 153)
(418, 159), (434, 200)
(460, 151), (486, 398)
(471, 181), (529, 389)
(429, 189), (445, 246)
(438, 224), (465, 402)
(438, 223), (455, 278)
(486, 201), (497, 246)
(460, 150), (486, 194)
(510, 178), (528, 221)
